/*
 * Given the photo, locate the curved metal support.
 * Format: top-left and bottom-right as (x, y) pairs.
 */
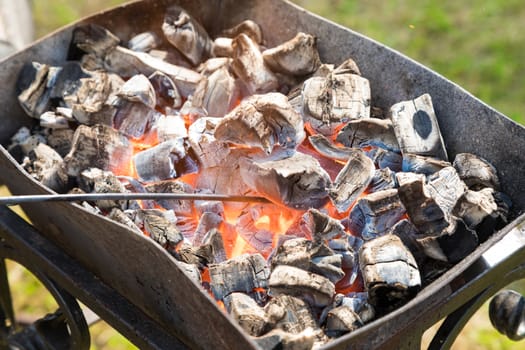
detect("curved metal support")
(0, 243), (90, 350)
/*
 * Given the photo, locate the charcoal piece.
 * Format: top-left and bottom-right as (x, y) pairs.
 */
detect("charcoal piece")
(138, 210), (183, 251)
(62, 124), (132, 177)
(262, 32), (321, 76)
(426, 167), (467, 215)
(364, 146), (403, 172)
(39, 111), (69, 129)
(162, 6), (212, 66)
(236, 209), (274, 255)
(328, 239), (356, 271)
(453, 188), (498, 229)
(174, 260), (201, 285)
(191, 66), (239, 117)
(301, 73), (370, 135)
(329, 148), (375, 213)
(240, 152), (331, 210)
(117, 74), (156, 109)
(271, 238), (344, 283)
(402, 153), (451, 175)
(308, 134), (357, 161)
(214, 92), (305, 154)
(359, 234), (421, 311)
(265, 295), (318, 334)
(202, 228), (227, 264)
(112, 96), (162, 139)
(209, 253), (269, 301)
(145, 180), (194, 217)
(17, 62), (51, 118)
(390, 93), (448, 160)
(103, 45), (203, 97)
(192, 212), (223, 247)
(453, 153), (500, 190)
(79, 168), (130, 211)
(107, 208), (142, 234)
(197, 57), (231, 76)
(389, 219), (425, 264)
(148, 71), (182, 110)
(325, 305), (363, 337)
(224, 292), (268, 336)
(48, 62), (92, 102)
(369, 168), (397, 193)
(25, 143), (67, 192)
(304, 208), (346, 242)
(475, 191), (511, 242)
(211, 37), (233, 57)
(221, 20), (263, 44)
(133, 139), (197, 182)
(231, 33), (278, 94)
(336, 118), (399, 152)
(174, 243), (208, 268)
(347, 189), (406, 240)
(188, 117), (231, 168)
(268, 265), (335, 307)
(339, 292), (375, 324)
(253, 328), (316, 350)
(46, 128), (74, 157)
(72, 24), (120, 57)
(127, 31), (161, 52)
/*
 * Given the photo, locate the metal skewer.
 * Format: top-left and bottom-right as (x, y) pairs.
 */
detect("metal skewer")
(0, 193), (271, 206)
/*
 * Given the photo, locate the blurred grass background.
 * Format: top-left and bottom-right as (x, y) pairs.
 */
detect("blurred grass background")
(6, 0), (521, 349)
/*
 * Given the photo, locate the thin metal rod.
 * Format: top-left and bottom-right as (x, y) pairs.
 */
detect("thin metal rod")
(0, 193), (270, 206)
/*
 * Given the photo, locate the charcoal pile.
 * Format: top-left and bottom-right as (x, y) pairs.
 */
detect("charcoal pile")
(9, 4), (511, 349)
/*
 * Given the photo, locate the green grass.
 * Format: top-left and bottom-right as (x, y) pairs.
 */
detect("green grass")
(19, 1), (525, 349)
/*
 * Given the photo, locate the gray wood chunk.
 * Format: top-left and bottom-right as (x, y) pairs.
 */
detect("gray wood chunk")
(107, 208), (142, 234)
(112, 98), (161, 138)
(209, 253), (269, 301)
(262, 32), (321, 76)
(117, 74), (156, 109)
(25, 143), (67, 192)
(79, 168), (130, 211)
(426, 167), (467, 216)
(369, 168), (398, 193)
(214, 92), (305, 154)
(240, 152), (331, 210)
(265, 295), (318, 334)
(365, 147), (403, 172)
(72, 24), (120, 57)
(305, 208), (347, 242)
(402, 153), (451, 175)
(253, 328), (316, 350)
(269, 265), (335, 307)
(453, 187), (498, 228)
(127, 31), (161, 53)
(302, 73), (370, 135)
(224, 292), (268, 336)
(188, 117), (231, 168)
(231, 34), (278, 94)
(453, 153), (500, 190)
(329, 148), (375, 213)
(325, 305), (363, 337)
(192, 66), (238, 117)
(138, 210), (183, 251)
(308, 134), (357, 161)
(221, 20), (263, 44)
(145, 180), (194, 217)
(390, 93), (448, 160)
(336, 118), (400, 152)
(46, 129), (74, 158)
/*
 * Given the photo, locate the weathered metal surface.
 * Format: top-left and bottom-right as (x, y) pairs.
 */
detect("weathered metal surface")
(0, 0), (522, 349)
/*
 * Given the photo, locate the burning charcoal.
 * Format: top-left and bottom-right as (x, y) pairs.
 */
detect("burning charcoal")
(24, 143), (67, 192)
(325, 306), (363, 337)
(102, 46), (203, 97)
(359, 234), (421, 312)
(347, 189), (406, 240)
(308, 134), (356, 161)
(231, 34), (279, 94)
(62, 124), (132, 177)
(453, 153), (500, 190)
(107, 208), (142, 234)
(271, 238), (344, 283)
(127, 31), (161, 52)
(328, 239), (356, 271)
(195, 196), (224, 217)
(221, 20), (263, 44)
(174, 243), (208, 268)
(137, 210), (183, 251)
(364, 146), (403, 172)
(240, 152), (331, 210)
(265, 295), (318, 335)
(72, 24), (120, 57)
(269, 265), (335, 307)
(340, 292), (375, 324)
(47, 128), (74, 157)
(17, 62), (51, 118)
(212, 37), (233, 57)
(336, 118), (400, 153)
(329, 148), (375, 213)
(202, 228), (227, 264)
(148, 71), (182, 110)
(402, 153), (451, 175)
(117, 74), (156, 109)
(224, 292), (268, 336)
(174, 260), (201, 285)
(145, 180), (194, 217)
(209, 253), (269, 301)
(133, 138), (197, 182)
(236, 209), (274, 255)
(192, 66), (239, 117)
(112, 98), (161, 138)
(262, 32), (321, 76)
(304, 208), (346, 242)
(192, 212), (223, 246)
(301, 72), (371, 135)
(188, 117), (230, 168)
(162, 6), (212, 66)
(390, 93), (448, 160)
(214, 93), (305, 154)
(79, 168), (129, 211)
(369, 168), (397, 192)
(253, 328), (316, 350)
